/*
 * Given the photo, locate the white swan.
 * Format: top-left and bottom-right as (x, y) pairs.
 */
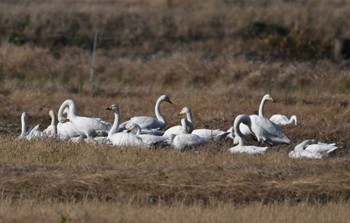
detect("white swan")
(228, 114), (269, 154)
(270, 114), (297, 125)
(168, 132), (208, 151)
(106, 104), (148, 148)
(57, 99), (111, 138)
(233, 114), (290, 146)
(120, 95), (173, 130)
(43, 110), (57, 138)
(239, 94), (275, 137)
(288, 139), (338, 159)
(227, 94), (274, 139)
(163, 117), (192, 137)
(18, 112), (47, 140)
(180, 106), (228, 141)
(126, 123), (171, 148)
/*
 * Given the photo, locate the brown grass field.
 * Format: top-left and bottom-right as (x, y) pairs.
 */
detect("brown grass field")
(1, 0), (350, 222)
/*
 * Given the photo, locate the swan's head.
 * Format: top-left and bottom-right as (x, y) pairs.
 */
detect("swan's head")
(106, 104), (120, 113)
(263, 94), (275, 103)
(159, 95), (173, 104)
(179, 107), (191, 115)
(126, 122), (140, 133)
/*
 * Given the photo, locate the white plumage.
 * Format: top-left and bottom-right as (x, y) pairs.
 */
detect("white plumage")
(289, 139), (338, 159)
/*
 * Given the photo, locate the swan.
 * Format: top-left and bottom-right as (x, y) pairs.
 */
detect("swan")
(227, 94), (274, 139)
(233, 114), (290, 146)
(239, 94), (275, 136)
(120, 95), (173, 130)
(18, 112), (47, 140)
(168, 132), (208, 151)
(163, 117), (192, 137)
(270, 114), (297, 125)
(57, 99), (111, 138)
(43, 110), (57, 138)
(288, 139), (338, 159)
(106, 104), (148, 148)
(228, 114), (269, 154)
(126, 122), (171, 148)
(180, 106), (228, 141)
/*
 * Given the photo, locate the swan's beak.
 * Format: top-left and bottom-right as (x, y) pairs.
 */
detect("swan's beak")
(270, 96), (275, 102)
(127, 128), (132, 133)
(168, 99), (173, 105)
(179, 110), (185, 115)
(63, 118), (70, 123)
(106, 107), (112, 110)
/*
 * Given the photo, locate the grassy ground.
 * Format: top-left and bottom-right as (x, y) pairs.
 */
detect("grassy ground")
(1, 0), (350, 222)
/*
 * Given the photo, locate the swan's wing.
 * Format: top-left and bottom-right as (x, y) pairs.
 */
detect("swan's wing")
(57, 121), (82, 140)
(269, 114), (289, 125)
(122, 116), (166, 130)
(139, 135), (170, 147)
(163, 125), (186, 136)
(288, 150), (322, 159)
(250, 115), (290, 145)
(172, 134), (207, 151)
(108, 132), (147, 148)
(192, 129), (228, 141)
(43, 125), (56, 137)
(306, 143), (338, 155)
(139, 128), (165, 136)
(229, 145), (268, 154)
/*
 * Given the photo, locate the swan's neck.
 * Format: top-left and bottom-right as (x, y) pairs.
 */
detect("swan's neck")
(134, 124), (141, 135)
(58, 100), (78, 122)
(155, 98), (166, 125)
(258, 98), (268, 117)
(234, 115), (251, 146)
(108, 111), (120, 138)
(20, 114), (27, 137)
(49, 111), (56, 126)
(185, 110), (194, 127)
(290, 115), (297, 125)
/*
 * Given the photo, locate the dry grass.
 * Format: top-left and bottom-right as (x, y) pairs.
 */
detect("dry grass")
(0, 200), (350, 223)
(1, 0), (350, 221)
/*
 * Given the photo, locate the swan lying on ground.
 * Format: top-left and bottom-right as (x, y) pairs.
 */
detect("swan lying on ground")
(180, 106), (228, 141)
(288, 139), (338, 159)
(43, 109), (57, 138)
(270, 114), (297, 125)
(233, 114), (290, 146)
(163, 116), (192, 136)
(57, 107), (82, 140)
(106, 104), (148, 148)
(229, 114), (269, 154)
(18, 112), (47, 140)
(167, 121), (208, 151)
(57, 99), (111, 138)
(126, 122), (170, 148)
(120, 95), (173, 130)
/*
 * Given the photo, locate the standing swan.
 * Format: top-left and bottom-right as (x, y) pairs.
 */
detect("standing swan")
(106, 104), (148, 148)
(270, 114), (297, 126)
(229, 114), (269, 154)
(57, 99), (111, 138)
(120, 95), (173, 130)
(233, 114), (290, 146)
(227, 94), (274, 139)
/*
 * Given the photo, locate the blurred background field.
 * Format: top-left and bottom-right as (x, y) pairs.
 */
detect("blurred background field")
(0, 0), (350, 222)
